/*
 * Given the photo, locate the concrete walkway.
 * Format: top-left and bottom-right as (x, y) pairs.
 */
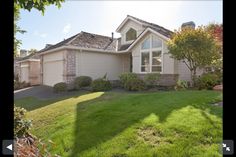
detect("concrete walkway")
(14, 85), (80, 100)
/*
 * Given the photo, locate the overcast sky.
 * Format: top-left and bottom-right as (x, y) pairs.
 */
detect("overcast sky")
(17, 1), (222, 51)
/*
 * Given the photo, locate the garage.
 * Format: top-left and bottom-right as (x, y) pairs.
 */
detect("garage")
(42, 51), (64, 86)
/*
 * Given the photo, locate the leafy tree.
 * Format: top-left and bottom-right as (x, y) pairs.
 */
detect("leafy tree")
(14, 0), (65, 56)
(167, 27), (220, 86)
(28, 48), (38, 55)
(205, 23), (223, 73)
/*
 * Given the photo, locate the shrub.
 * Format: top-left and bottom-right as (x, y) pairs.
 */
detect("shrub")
(175, 80), (188, 90)
(14, 80), (30, 90)
(124, 78), (146, 91)
(14, 106), (32, 138)
(91, 78), (112, 92)
(53, 82), (67, 93)
(144, 73), (160, 88)
(74, 76), (92, 90)
(196, 73), (219, 90)
(119, 73), (138, 87)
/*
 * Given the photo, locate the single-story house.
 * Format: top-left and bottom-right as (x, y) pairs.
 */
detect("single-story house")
(37, 15), (202, 86)
(16, 53), (41, 85)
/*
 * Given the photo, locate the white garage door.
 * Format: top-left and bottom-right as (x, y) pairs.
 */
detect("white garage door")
(21, 66), (29, 83)
(43, 61), (63, 86)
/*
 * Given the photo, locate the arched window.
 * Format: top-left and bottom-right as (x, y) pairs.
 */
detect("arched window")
(126, 28), (137, 41)
(141, 35), (162, 72)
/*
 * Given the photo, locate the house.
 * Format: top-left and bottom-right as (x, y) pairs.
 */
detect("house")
(16, 52), (41, 85)
(37, 15), (202, 86)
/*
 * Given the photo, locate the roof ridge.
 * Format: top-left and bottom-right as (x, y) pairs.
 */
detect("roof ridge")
(127, 15), (173, 33)
(81, 31), (117, 39)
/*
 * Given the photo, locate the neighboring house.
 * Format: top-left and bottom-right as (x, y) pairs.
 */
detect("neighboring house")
(16, 52), (40, 85)
(37, 15), (202, 86)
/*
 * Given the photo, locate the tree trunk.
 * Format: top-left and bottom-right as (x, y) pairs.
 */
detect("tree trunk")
(191, 69), (197, 87)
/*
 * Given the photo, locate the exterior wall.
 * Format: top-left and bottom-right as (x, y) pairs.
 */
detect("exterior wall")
(28, 61), (40, 85)
(19, 62), (29, 83)
(120, 19), (144, 45)
(42, 51), (64, 86)
(177, 60), (203, 82)
(131, 32), (175, 75)
(75, 50), (124, 80)
(121, 53), (131, 72)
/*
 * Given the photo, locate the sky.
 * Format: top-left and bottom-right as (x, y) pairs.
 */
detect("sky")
(16, 0), (222, 51)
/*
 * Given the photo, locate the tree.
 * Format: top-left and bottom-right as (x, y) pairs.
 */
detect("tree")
(205, 23), (223, 73)
(14, 0), (65, 56)
(28, 48), (38, 55)
(167, 27), (220, 86)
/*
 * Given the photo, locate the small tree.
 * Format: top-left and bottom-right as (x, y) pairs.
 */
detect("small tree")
(167, 27), (220, 86)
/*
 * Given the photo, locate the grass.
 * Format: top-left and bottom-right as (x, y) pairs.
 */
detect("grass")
(14, 90), (222, 157)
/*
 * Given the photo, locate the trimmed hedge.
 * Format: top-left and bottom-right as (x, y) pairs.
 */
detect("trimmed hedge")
(74, 76), (92, 90)
(53, 82), (67, 93)
(91, 79), (112, 92)
(144, 73), (160, 88)
(119, 73), (138, 87)
(124, 78), (146, 91)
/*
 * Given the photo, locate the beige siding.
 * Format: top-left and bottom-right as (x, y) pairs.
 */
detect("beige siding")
(76, 51), (123, 80)
(163, 53), (175, 74)
(120, 20), (144, 45)
(42, 51), (64, 86)
(177, 60), (204, 81)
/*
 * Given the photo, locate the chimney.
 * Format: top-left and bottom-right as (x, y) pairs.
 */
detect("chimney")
(181, 21), (195, 30)
(111, 32), (114, 41)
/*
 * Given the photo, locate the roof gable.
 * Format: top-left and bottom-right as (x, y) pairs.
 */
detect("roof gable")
(116, 15), (173, 38)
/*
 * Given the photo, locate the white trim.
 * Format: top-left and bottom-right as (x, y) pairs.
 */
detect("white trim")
(116, 17), (143, 32)
(20, 64), (29, 68)
(16, 59), (40, 64)
(139, 35), (163, 74)
(43, 59), (64, 63)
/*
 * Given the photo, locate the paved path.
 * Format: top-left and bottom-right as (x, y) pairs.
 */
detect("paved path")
(14, 85), (80, 100)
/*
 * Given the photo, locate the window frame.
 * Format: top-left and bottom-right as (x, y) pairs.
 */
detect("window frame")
(140, 35), (163, 73)
(125, 28), (137, 42)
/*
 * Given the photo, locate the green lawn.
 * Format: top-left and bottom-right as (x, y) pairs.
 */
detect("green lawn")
(15, 90), (222, 157)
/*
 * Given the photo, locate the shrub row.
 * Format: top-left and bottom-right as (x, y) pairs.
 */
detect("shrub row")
(53, 75), (112, 92)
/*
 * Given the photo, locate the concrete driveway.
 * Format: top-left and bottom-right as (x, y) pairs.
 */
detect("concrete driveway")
(14, 85), (79, 100)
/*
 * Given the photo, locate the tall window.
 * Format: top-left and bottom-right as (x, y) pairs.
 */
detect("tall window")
(126, 28), (137, 41)
(141, 35), (162, 72)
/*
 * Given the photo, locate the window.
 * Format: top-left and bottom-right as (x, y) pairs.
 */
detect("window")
(141, 52), (150, 72)
(126, 28), (137, 41)
(140, 35), (162, 73)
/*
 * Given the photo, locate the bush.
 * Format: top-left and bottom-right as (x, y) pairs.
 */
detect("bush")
(124, 78), (146, 91)
(144, 73), (160, 88)
(196, 73), (219, 90)
(74, 76), (92, 90)
(119, 73), (138, 87)
(91, 78), (112, 92)
(14, 106), (32, 138)
(175, 80), (188, 90)
(14, 81), (30, 90)
(53, 82), (67, 93)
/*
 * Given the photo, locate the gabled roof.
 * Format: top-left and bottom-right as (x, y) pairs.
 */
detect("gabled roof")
(116, 15), (173, 38)
(16, 52), (40, 62)
(38, 31), (117, 54)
